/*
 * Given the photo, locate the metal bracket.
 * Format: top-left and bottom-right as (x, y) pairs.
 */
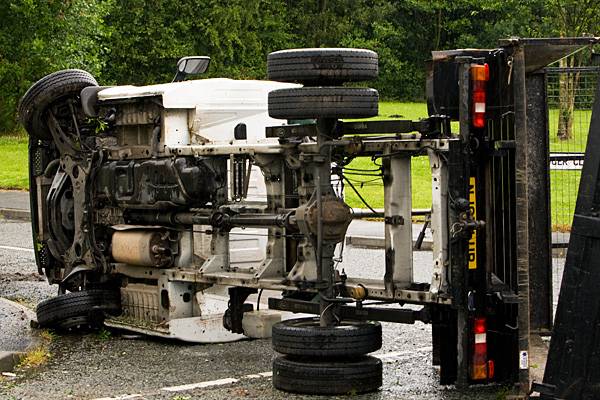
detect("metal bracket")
(265, 117), (453, 140)
(268, 297), (431, 324)
(223, 287), (257, 334)
(384, 215), (405, 226)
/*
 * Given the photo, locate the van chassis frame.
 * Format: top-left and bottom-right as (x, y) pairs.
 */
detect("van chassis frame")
(122, 119), (464, 307)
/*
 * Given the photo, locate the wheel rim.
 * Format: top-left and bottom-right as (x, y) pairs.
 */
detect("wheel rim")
(286, 318), (373, 330)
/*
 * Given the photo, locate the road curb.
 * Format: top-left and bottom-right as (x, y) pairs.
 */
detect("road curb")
(0, 208), (31, 221)
(0, 297), (39, 372)
(345, 235), (433, 251)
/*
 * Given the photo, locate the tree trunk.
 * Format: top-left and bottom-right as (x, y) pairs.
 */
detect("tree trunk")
(557, 57), (581, 141)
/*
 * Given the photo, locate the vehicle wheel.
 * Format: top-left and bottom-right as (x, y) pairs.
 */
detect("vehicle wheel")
(18, 69), (98, 140)
(272, 317), (382, 357)
(273, 355), (382, 394)
(36, 289), (121, 330)
(268, 87), (378, 120)
(267, 48), (378, 84)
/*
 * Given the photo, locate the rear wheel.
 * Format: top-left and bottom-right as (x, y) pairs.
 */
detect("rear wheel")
(268, 87), (378, 120)
(267, 48), (378, 84)
(36, 290), (121, 330)
(18, 69), (98, 140)
(273, 355), (382, 395)
(272, 317), (382, 357)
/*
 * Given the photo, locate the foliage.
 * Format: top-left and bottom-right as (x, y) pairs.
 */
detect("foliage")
(17, 346), (51, 369)
(0, 0), (598, 134)
(542, 0), (600, 139)
(0, 0), (112, 133)
(102, 0), (292, 85)
(96, 328), (112, 340)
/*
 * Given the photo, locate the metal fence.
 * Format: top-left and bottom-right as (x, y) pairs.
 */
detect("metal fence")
(547, 66), (599, 243)
(546, 65), (599, 302)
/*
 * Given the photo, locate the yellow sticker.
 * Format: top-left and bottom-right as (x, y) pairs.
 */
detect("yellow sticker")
(468, 177), (477, 270)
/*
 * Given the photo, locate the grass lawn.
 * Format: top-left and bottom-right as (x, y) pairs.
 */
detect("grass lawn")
(373, 102), (429, 121)
(343, 102), (432, 210)
(548, 108), (592, 153)
(550, 170), (580, 228)
(0, 135), (28, 190)
(0, 101), (589, 229)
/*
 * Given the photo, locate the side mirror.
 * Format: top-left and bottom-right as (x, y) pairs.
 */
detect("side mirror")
(173, 56), (211, 82)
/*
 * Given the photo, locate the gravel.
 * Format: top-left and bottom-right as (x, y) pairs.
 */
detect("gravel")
(0, 219), (508, 400)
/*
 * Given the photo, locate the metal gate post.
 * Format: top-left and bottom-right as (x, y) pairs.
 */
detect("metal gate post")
(526, 71), (553, 333)
(513, 45), (531, 393)
(455, 56), (472, 388)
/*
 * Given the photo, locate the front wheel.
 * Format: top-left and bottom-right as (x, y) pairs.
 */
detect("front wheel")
(18, 69), (98, 140)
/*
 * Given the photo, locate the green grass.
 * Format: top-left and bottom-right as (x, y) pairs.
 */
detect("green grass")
(341, 101), (432, 211)
(550, 170), (581, 228)
(548, 108), (592, 153)
(0, 101), (590, 229)
(343, 155), (432, 211)
(0, 135), (28, 190)
(548, 106), (589, 228)
(374, 101), (429, 120)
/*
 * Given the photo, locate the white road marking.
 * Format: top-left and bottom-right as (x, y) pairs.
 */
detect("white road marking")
(161, 377), (239, 392)
(94, 395), (143, 400)
(374, 346), (433, 361)
(242, 371), (272, 379)
(92, 346), (432, 399)
(0, 245), (34, 253)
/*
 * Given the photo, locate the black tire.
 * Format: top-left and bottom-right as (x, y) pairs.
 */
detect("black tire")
(18, 69), (98, 140)
(36, 290), (121, 330)
(268, 87), (378, 120)
(272, 317), (382, 357)
(273, 355), (382, 395)
(267, 48), (378, 84)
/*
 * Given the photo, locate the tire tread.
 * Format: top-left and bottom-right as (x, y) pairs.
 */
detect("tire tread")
(272, 317), (382, 357)
(18, 69), (97, 139)
(267, 48), (378, 83)
(273, 355), (382, 395)
(36, 290), (120, 328)
(268, 87), (378, 119)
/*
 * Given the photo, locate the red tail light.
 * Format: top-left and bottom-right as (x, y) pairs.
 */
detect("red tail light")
(471, 317), (488, 380)
(471, 64), (489, 129)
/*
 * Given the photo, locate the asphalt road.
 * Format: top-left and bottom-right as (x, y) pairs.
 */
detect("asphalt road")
(0, 218), (526, 400)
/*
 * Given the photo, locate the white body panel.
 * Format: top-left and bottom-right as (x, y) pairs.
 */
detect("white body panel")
(98, 78), (299, 145)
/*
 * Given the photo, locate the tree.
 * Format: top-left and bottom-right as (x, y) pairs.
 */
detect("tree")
(545, 0), (600, 140)
(0, 0), (593, 135)
(0, 0), (111, 133)
(103, 0), (292, 85)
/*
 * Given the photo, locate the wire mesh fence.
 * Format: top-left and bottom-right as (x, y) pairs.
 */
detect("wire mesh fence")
(547, 65), (599, 308)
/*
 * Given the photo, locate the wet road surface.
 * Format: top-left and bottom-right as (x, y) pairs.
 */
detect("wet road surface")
(0, 219), (530, 399)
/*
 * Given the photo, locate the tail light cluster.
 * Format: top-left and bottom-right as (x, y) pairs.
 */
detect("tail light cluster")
(471, 317), (494, 380)
(470, 64), (489, 129)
